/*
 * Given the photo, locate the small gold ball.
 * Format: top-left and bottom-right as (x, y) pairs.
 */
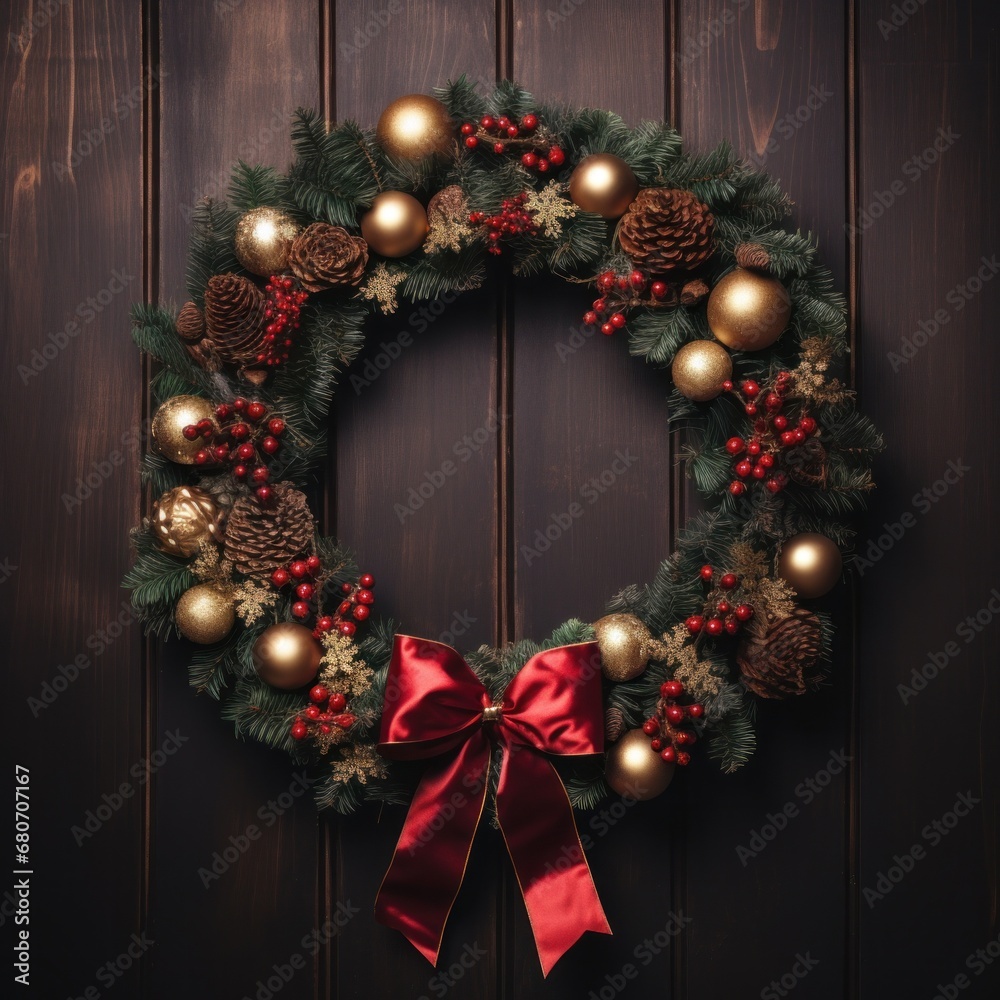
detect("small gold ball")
(605, 729), (675, 800)
(175, 584), (235, 644)
(777, 533), (843, 599)
(376, 94), (454, 161)
(706, 267), (791, 351)
(151, 486), (224, 558)
(593, 613), (652, 682)
(234, 207), (301, 277)
(253, 622), (323, 690)
(568, 153), (639, 219)
(671, 340), (733, 401)
(360, 191), (429, 258)
(151, 395), (218, 464)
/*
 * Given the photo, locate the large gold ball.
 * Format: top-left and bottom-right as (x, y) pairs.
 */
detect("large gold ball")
(593, 613), (652, 682)
(151, 486), (224, 558)
(234, 207), (301, 277)
(175, 584), (235, 644)
(671, 340), (733, 401)
(360, 191), (429, 258)
(777, 533), (843, 599)
(605, 729), (675, 800)
(376, 94), (454, 161)
(706, 267), (791, 351)
(568, 153), (639, 219)
(151, 395), (218, 464)
(253, 622), (323, 690)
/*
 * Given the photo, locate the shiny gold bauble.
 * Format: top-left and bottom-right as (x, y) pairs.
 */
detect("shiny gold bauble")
(568, 153), (639, 219)
(706, 267), (792, 351)
(777, 532), (843, 599)
(234, 206), (301, 276)
(252, 622), (323, 690)
(151, 486), (224, 558)
(360, 191), (429, 257)
(605, 729), (675, 800)
(376, 94), (454, 161)
(593, 613), (652, 682)
(175, 584), (235, 644)
(151, 395), (218, 464)
(671, 340), (734, 401)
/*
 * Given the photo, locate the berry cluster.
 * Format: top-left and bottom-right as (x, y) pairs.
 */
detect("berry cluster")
(469, 193), (538, 255)
(641, 679), (703, 766)
(684, 565), (755, 637)
(270, 563), (376, 637)
(259, 276), (308, 368)
(582, 269), (669, 335)
(459, 112), (565, 173)
(289, 683), (356, 742)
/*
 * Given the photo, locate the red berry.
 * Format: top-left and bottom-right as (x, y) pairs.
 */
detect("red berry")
(271, 568), (290, 588)
(600, 322), (615, 336)
(726, 437), (745, 455)
(233, 397), (247, 412)
(352, 604), (370, 621)
(687, 703), (704, 719)
(306, 555), (321, 574)
(724, 615), (740, 635)
(359, 573), (375, 588)
(460, 123), (475, 135)
(747, 440), (762, 456)
(521, 152), (538, 168)
(261, 435), (280, 454)
(356, 588), (375, 605)
(506, 125), (518, 138)
(593, 298), (608, 314)
(745, 403), (758, 416)
(197, 419), (214, 437)
(661, 746), (677, 763)
(182, 424), (200, 441)
(316, 616), (334, 632)
(735, 459), (752, 478)
(521, 113), (538, 131)
(610, 312), (626, 329)
(642, 718), (660, 736)
(663, 680), (684, 698)
(597, 271), (616, 291)
(759, 453), (776, 468)
(773, 415), (789, 431)
(800, 416), (817, 435)
(717, 600), (731, 614)
(700, 565), (714, 582)
(752, 463), (767, 479)
(236, 443), (254, 460)
(194, 449), (210, 465)
(292, 601), (309, 619)
(338, 622), (356, 636)
(536, 158), (550, 172)
(480, 116), (495, 130)
(215, 404), (231, 421)
(231, 422), (250, 441)
(255, 485), (272, 502)
(309, 684), (329, 704)
(650, 738), (663, 752)
(247, 401), (266, 421)
(676, 751), (691, 766)
(319, 724), (331, 734)
(251, 466), (269, 483)
(464, 135), (478, 149)
(290, 561), (309, 579)
(720, 573), (738, 590)
(674, 730), (694, 745)
(793, 428), (806, 443)
(729, 481), (746, 496)
(547, 146), (564, 166)
(493, 142), (505, 155)
(722, 379), (734, 391)
(617, 277), (629, 291)
(685, 615), (704, 635)
(290, 722), (308, 740)
(212, 445), (229, 461)
(497, 116), (511, 130)
(583, 311), (599, 325)
(765, 393), (782, 411)
(305, 705), (321, 720)
(341, 582), (352, 593)
(296, 583), (315, 600)
(666, 705), (685, 724)
(765, 477), (785, 494)
(233, 464), (248, 479)
(780, 430), (798, 447)
(267, 418), (285, 436)
(705, 617), (724, 636)
(650, 280), (667, 299)
(629, 269), (646, 290)
(741, 380), (760, 398)
(736, 604), (754, 621)
(329, 692), (347, 712)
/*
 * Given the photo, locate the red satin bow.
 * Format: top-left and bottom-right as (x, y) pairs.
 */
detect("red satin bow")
(375, 634), (612, 976)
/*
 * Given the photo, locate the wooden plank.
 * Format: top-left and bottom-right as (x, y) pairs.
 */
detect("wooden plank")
(857, 2), (1000, 995)
(0, 1), (144, 995)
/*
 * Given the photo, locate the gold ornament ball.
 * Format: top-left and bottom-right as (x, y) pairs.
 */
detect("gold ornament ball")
(568, 153), (639, 219)
(706, 267), (792, 351)
(360, 191), (429, 257)
(777, 532), (843, 599)
(151, 485), (224, 558)
(671, 340), (734, 401)
(234, 206), (301, 276)
(151, 395), (218, 464)
(376, 94), (454, 161)
(593, 613), (652, 682)
(175, 584), (235, 644)
(605, 729), (675, 800)
(253, 622), (323, 690)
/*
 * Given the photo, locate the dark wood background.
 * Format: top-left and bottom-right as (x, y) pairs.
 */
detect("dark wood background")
(3, 1), (998, 997)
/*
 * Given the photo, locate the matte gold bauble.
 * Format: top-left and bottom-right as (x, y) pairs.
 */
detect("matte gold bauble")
(151, 485), (224, 557)
(568, 153), (639, 218)
(671, 340), (733, 401)
(253, 622), (323, 690)
(593, 613), (652, 682)
(605, 729), (675, 800)
(376, 94), (454, 161)
(706, 267), (791, 351)
(151, 395), (218, 464)
(234, 207), (301, 276)
(360, 191), (429, 257)
(175, 584), (235, 644)
(777, 532), (843, 599)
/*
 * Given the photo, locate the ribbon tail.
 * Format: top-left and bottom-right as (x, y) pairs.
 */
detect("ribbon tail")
(375, 735), (490, 966)
(496, 748), (612, 977)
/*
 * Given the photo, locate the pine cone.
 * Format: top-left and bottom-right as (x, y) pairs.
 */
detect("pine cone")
(680, 278), (710, 306)
(736, 608), (823, 699)
(618, 188), (715, 274)
(288, 223), (368, 292)
(785, 437), (829, 489)
(735, 241), (772, 271)
(203, 273), (267, 365)
(223, 483), (315, 577)
(176, 301), (205, 341)
(604, 705), (626, 744)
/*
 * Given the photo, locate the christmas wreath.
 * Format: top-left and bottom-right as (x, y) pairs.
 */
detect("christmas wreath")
(126, 78), (882, 970)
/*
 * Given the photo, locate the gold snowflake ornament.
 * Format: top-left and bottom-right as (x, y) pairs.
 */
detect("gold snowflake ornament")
(525, 181), (577, 240)
(319, 631), (374, 696)
(360, 262), (407, 315)
(331, 744), (387, 785)
(232, 580), (278, 625)
(647, 624), (723, 700)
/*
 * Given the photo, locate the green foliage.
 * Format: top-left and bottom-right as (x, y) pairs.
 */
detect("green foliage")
(123, 527), (195, 639)
(186, 200), (241, 302)
(229, 161), (286, 211)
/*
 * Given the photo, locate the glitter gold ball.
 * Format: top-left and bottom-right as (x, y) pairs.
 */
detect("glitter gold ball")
(706, 267), (791, 351)
(253, 622), (323, 690)
(605, 729), (675, 800)
(151, 486), (224, 558)
(234, 207), (301, 277)
(376, 94), (454, 161)
(151, 395), (218, 464)
(671, 340), (734, 401)
(593, 613), (652, 682)
(175, 584), (235, 644)
(360, 191), (429, 258)
(568, 153), (639, 219)
(777, 532), (843, 599)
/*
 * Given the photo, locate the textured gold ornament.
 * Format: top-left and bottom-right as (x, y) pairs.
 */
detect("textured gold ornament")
(593, 613), (652, 682)
(776, 533), (843, 599)
(376, 94), (454, 161)
(671, 340), (733, 401)
(151, 486), (224, 558)
(234, 207), (301, 277)
(175, 584), (235, 644)
(706, 267), (791, 351)
(568, 153), (639, 218)
(361, 192), (429, 258)
(151, 395), (218, 464)
(253, 622), (323, 690)
(605, 729), (675, 800)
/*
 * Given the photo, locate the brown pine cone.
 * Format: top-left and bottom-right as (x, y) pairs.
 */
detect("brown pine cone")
(736, 608), (823, 699)
(680, 278), (710, 306)
(223, 483), (315, 577)
(288, 223), (368, 292)
(619, 188), (715, 274)
(604, 705), (627, 744)
(735, 241), (772, 271)
(176, 301), (205, 341)
(203, 273), (267, 366)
